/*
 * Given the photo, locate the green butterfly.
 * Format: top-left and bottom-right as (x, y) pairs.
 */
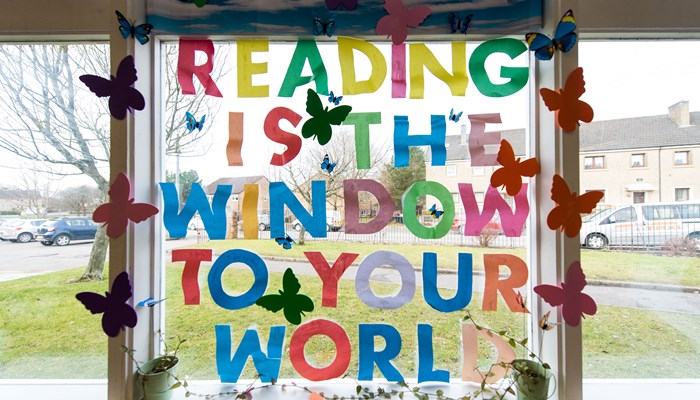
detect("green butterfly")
(193, 0), (208, 7)
(301, 88), (352, 145)
(255, 268), (314, 325)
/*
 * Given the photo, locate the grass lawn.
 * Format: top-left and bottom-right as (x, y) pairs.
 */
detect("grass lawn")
(0, 266), (699, 380)
(186, 239), (700, 287)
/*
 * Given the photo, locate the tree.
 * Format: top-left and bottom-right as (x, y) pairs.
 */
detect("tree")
(379, 147), (426, 210)
(14, 166), (62, 217)
(59, 185), (102, 215)
(166, 169), (201, 200)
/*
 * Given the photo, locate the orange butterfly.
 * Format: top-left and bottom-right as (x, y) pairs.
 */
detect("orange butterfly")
(490, 139), (540, 196)
(540, 67), (594, 133)
(547, 174), (603, 237)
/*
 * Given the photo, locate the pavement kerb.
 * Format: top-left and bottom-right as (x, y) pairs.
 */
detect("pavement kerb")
(169, 250), (700, 295)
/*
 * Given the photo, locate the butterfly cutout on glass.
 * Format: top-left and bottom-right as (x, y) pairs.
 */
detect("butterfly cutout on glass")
(540, 67), (594, 133)
(275, 234), (295, 250)
(547, 174), (603, 238)
(325, 0), (358, 11)
(515, 290), (530, 313)
(449, 13), (473, 34)
(115, 10), (153, 45)
(185, 111), (206, 132)
(313, 17), (336, 37)
(428, 204), (444, 219)
(539, 310), (561, 332)
(92, 172), (159, 239)
(449, 108), (463, 123)
(376, 0), (432, 45)
(137, 297), (166, 308)
(256, 268), (314, 325)
(534, 261), (597, 327)
(525, 9), (576, 61)
(321, 154), (337, 173)
(79, 55), (145, 121)
(193, 0), (208, 7)
(328, 91), (343, 105)
(76, 271), (137, 337)
(490, 139), (540, 196)
(302, 89), (352, 145)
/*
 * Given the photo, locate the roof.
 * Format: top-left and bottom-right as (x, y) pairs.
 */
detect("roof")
(430, 111), (700, 162)
(205, 176), (267, 195)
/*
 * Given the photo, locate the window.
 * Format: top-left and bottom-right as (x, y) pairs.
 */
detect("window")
(633, 191), (645, 203)
(584, 155), (605, 169)
(602, 206), (637, 224)
(472, 166), (485, 175)
(674, 150), (690, 165)
(446, 165), (457, 177)
(474, 191), (485, 203)
(675, 188), (690, 202)
(630, 153), (645, 167)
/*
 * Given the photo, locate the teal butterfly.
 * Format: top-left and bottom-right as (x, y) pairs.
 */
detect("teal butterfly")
(255, 268), (314, 325)
(301, 89), (352, 145)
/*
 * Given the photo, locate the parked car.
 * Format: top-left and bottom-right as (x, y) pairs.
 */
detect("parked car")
(37, 217), (98, 246)
(258, 214), (270, 231)
(292, 210), (343, 232)
(0, 219), (46, 243)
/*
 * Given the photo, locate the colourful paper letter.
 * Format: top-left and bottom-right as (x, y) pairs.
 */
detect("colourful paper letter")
(208, 249), (268, 310)
(278, 40), (328, 97)
(289, 319), (351, 381)
(160, 182), (230, 240)
(482, 254), (529, 312)
(343, 113), (382, 170)
(394, 115), (446, 167)
(461, 324), (515, 383)
(358, 324), (404, 382)
(417, 324), (449, 383)
(227, 112), (244, 166)
(355, 251), (415, 309)
(215, 325), (285, 383)
(468, 113), (502, 166)
(409, 42), (468, 99)
(344, 179), (395, 234)
(469, 38), (528, 98)
(237, 40), (269, 97)
(305, 251), (359, 308)
(392, 43), (406, 98)
(264, 107), (303, 166)
(422, 252), (473, 312)
(458, 183), (529, 237)
(242, 184), (259, 239)
(270, 181), (326, 238)
(177, 38), (222, 97)
(171, 249), (213, 305)
(402, 181), (454, 239)
(338, 37), (387, 95)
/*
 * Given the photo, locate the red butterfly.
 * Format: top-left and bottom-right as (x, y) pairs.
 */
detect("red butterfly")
(534, 261), (597, 327)
(375, 0), (431, 45)
(93, 172), (159, 239)
(490, 139), (540, 196)
(547, 174), (603, 237)
(540, 67), (594, 133)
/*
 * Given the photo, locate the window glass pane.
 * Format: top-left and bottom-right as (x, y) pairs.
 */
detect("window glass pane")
(0, 44), (110, 378)
(161, 40), (530, 385)
(580, 41), (700, 386)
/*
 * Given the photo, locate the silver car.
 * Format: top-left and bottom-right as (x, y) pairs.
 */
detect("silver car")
(0, 219), (46, 243)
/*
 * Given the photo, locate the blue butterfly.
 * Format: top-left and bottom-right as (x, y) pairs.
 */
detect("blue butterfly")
(525, 9), (577, 61)
(313, 17), (335, 37)
(429, 204), (444, 219)
(328, 91), (343, 105)
(449, 108), (463, 123)
(321, 154), (337, 173)
(185, 111), (206, 132)
(275, 234), (295, 250)
(449, 13), (473, 34)
(137, 298), (166, 308)
(116, 10), (153, 46)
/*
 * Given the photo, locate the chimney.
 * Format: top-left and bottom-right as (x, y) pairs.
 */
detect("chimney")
(460, 124), (467, 145)
(668, 100), (690, 126)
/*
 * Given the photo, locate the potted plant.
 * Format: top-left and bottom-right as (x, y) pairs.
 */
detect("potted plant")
(122, 334), (185, 400)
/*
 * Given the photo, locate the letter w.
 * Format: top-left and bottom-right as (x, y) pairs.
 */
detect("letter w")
(458, 183), (529, 237)
(215, 325), (286, 383)
(160, 183), (230, 240)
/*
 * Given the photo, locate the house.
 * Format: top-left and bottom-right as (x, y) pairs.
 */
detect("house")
(204, 175), (270, 217)
(426, 101), (700, 208)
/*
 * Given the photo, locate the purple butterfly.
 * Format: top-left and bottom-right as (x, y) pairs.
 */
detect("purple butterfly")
(326, 0), (358, 10)
(79, 55), (145, 120)
(76, 271), (138, 337)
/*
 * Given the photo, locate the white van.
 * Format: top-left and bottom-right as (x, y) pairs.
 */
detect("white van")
(580, 202), (700, 249)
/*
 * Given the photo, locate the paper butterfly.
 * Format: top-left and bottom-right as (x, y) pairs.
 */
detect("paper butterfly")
(534, 261), (597, 327)
(540, 67), (594, 133)
(376, 0), (432, 45)
(193, 0), (208, 7)
(326, 0), (358, 11)
(185, 111), (206, 132)
(115, 10), (153, 45)
(490, 139), (540, 196)
(137, 298), (166, 308)
(76, 271), (137, 337)
(93, 172), (159, 239)
(302, 89), (352, 145)
(79, 55), (145, 121)
(547, 174), (603, 238)
(525, 9), (576, 61)
(256, 268), (314, 325)
(321, 154), (337, 173)
(313, 17), (336, 37)
(449, 108), (463, 123)
(328, 91), (343, 105)
(539, 310), (561, 332)
(515, 290), (530, 313)
(449, 13), (473, 34)
(275, 234), (295, 250)
(429, 204), (443, 219)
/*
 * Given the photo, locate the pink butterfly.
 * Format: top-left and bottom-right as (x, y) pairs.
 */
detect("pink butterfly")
(93, 172), (159, 239)
(375, 0), (431, 45)
(534, 261), (597, 327)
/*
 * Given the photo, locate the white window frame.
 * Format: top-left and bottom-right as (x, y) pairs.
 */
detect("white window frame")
(675, 187), (691, 202)
(674, 150), (690, 165)
(446, 164), (457, 177)
(630, 153), (645, 168)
